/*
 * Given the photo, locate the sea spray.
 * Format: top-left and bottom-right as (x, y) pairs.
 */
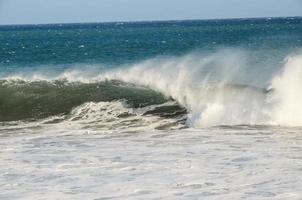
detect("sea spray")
(269, 52), (302, 126)
(100, 49), (269, 126)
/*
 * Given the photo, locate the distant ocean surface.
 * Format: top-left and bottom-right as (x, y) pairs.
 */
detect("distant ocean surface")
(1, 17), (302, 199)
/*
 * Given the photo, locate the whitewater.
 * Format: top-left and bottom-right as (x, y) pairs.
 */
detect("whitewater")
(1, 18), (302, 199)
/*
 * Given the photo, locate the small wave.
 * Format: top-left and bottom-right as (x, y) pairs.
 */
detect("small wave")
(66, 101), (186, 131)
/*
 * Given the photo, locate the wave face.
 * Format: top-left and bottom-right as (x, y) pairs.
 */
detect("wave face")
(0, 80), (188, 122)
(1, 49), (302, 128)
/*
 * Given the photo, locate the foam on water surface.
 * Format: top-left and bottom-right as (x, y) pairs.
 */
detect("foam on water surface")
(1, 127), (302, 199)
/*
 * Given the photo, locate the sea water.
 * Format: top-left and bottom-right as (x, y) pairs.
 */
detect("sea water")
(1, 17), (302, 199)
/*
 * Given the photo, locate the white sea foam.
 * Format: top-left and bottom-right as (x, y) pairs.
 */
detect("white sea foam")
(66, 101), (184, 131)
(1, 126), (302, 199)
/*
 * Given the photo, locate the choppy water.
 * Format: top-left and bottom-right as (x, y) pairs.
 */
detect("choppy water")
(1, 17), (302, 199)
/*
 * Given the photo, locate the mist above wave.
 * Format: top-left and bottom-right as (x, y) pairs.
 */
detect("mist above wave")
(100, 49), (302, 127)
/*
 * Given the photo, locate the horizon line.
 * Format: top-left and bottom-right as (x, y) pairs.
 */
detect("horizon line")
(0, 15), (301, 27)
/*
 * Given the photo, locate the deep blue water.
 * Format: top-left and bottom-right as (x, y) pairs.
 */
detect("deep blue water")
(1, 17), (302, 69)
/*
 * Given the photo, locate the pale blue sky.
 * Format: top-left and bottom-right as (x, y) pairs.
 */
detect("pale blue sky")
(0, 0), (301, 25)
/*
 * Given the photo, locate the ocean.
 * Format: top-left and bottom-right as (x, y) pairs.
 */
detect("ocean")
(1, 17), (302, 199)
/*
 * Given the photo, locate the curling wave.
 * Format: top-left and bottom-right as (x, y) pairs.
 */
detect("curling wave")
(1, 49), (302, 128)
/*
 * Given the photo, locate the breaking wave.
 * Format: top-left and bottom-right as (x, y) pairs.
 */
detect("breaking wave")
(1, 49), (302, 129)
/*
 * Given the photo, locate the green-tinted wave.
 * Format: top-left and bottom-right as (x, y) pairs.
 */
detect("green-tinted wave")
(0, 80), (185, 122)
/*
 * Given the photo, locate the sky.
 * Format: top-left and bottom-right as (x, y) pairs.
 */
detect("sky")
(0, 0), (301, 25)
